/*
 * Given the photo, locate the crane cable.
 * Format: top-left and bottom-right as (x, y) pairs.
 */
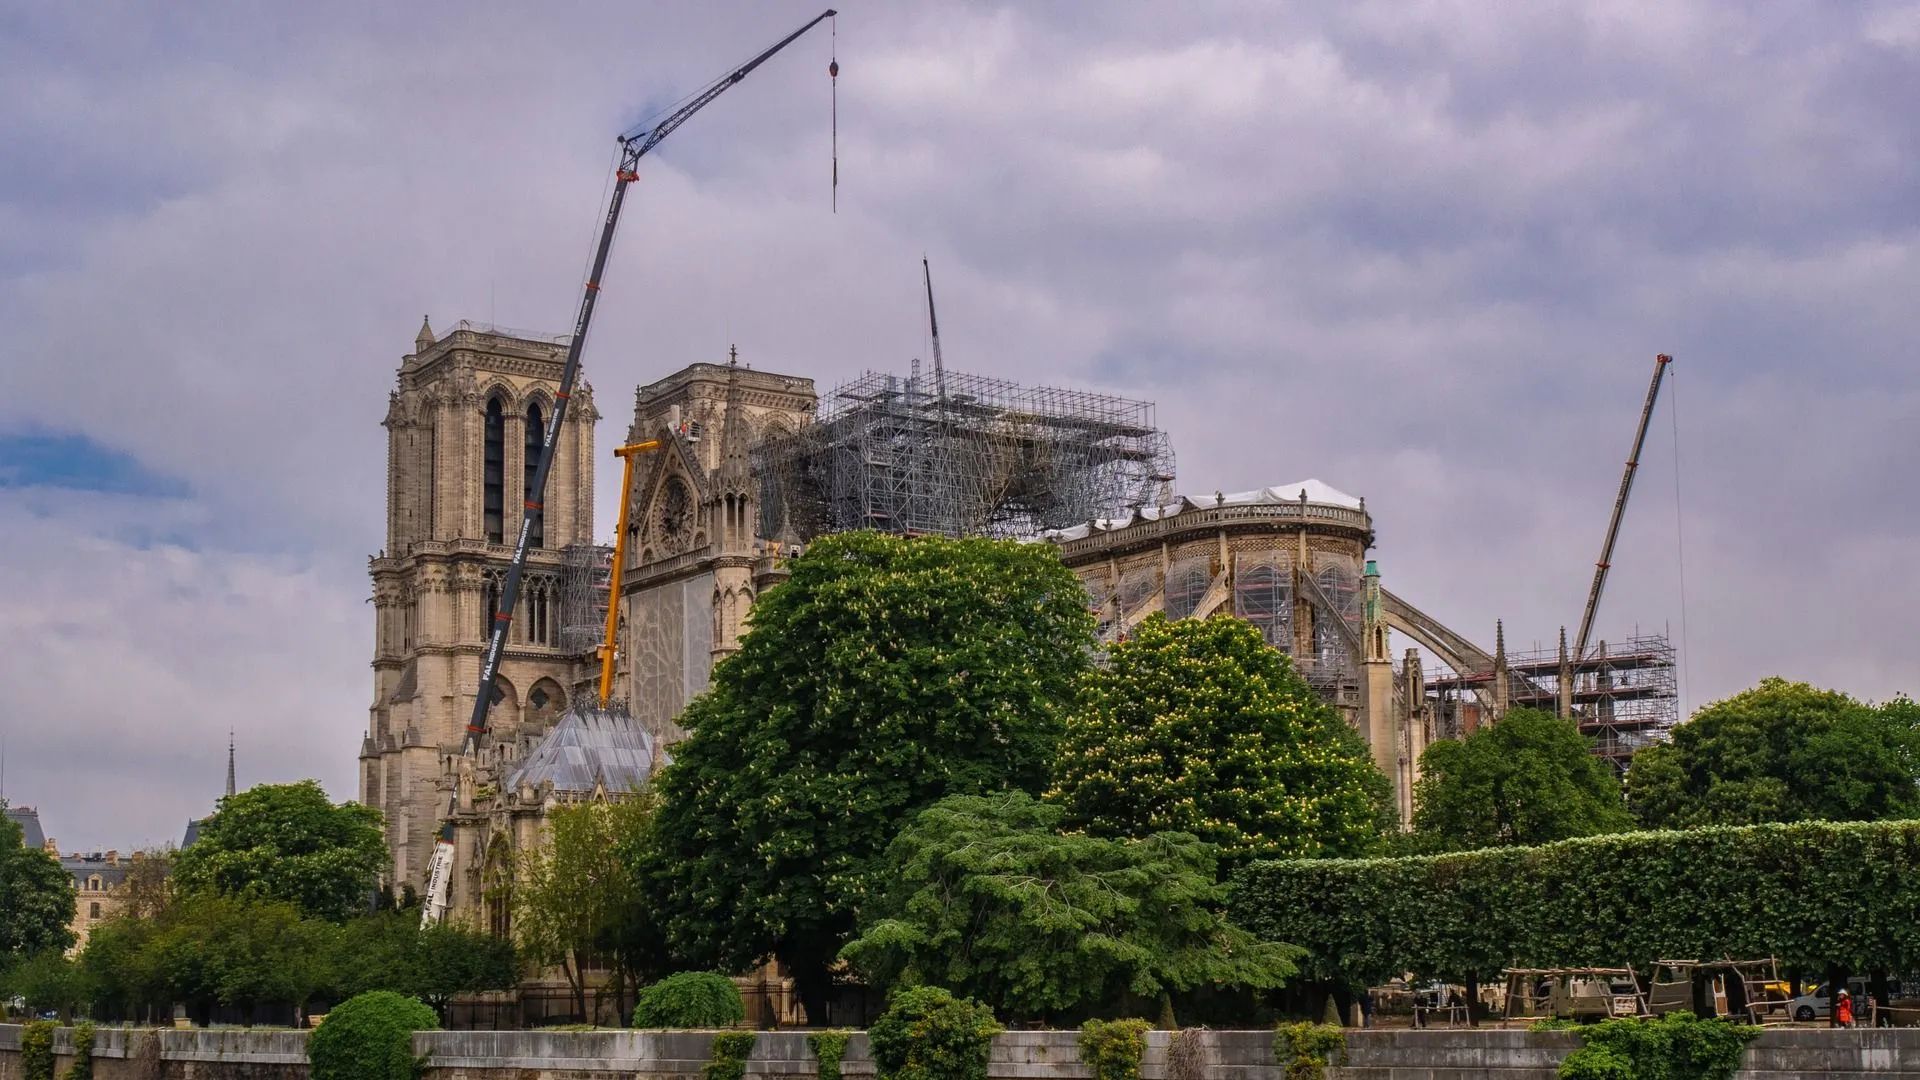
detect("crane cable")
(1669, 361), (1691, 719)
(830, 14), (839, 212)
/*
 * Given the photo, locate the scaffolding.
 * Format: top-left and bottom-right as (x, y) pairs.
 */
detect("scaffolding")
(1423, 632), (1678, 764)
(755, 366), (1175, 540)
(558, 542), (614, 657)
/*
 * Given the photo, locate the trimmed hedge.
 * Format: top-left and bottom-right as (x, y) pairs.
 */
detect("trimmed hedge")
(634, 971), (747, 1028)
(308, 990), (440, 1080)
(869, 986), (1002, 1080)
(1231, 818), (1920, 985)
(1078, 1019), (1149, 1080)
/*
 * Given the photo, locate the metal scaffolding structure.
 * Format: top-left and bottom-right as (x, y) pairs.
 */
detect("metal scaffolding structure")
(1423, 632), (1678, 764)
(755, 366), (1176, 540)
(557, 542), (614, 657)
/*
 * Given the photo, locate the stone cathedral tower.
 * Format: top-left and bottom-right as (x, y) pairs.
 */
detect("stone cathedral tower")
(361, 319), (598, 891)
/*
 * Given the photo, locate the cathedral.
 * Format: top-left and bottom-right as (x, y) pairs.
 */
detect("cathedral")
(361, 320), (814, 927)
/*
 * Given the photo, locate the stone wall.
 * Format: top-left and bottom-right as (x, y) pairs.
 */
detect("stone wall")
(7, 1024), (1920, 1079)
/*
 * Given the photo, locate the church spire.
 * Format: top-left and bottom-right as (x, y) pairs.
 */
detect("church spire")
(716, 348), (753, 482)
(415, 316), (435, 353)
(226, 731), (236, 799)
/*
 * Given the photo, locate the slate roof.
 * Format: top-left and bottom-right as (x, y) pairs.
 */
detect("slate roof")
(506, 704), (656, 794)
(6, 806), (46, 850)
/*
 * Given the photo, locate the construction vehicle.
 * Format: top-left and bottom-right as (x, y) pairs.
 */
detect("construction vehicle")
(1574, 354), (1671, 662)
(421, 11), (839, 927)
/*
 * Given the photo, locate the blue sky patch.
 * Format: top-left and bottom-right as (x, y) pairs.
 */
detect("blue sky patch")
(0, 431), (189, 498)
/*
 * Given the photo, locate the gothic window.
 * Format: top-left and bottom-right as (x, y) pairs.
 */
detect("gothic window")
(1234, 562), (1291, 652)
(1164, 562), (1211, 620)
(482, 573), (502, 640)
(524, 402), (545, 549)
(484, 396), (506, 544)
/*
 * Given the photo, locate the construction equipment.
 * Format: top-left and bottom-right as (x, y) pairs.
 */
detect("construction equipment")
(1573, 354), (1671, 663)
(597, 440), (663, 706)
(422, 10), (839, 927)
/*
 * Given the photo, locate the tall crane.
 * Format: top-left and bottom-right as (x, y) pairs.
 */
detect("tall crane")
(421, 10), (838, 927)
(1573, 354), (1671, 663)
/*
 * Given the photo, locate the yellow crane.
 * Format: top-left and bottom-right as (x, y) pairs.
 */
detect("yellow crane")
(597, 439), (662, 706)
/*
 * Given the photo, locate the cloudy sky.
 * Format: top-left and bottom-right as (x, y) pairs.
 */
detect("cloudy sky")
(3, 1), (1916, 849)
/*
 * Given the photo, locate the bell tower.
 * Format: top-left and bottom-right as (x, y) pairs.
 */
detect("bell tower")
(363, 318), (598, 891)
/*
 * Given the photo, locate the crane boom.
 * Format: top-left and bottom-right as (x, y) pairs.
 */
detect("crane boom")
(1573, 353), (1670, 662)
(922, 257), (947, 404)
(424, 11), (837, 927)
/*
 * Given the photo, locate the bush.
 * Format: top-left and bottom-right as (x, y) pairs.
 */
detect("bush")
(307, 990), (441, 1080)
(1557, 1014), (1757, 1080)
(1273, 1022), (1345, 1080)
(868, 986), (1003, 1080)
(1233, 818), (1920, 986)
(21, 1020), (55, 1080)
(633, 971), (746, 1028)
(70, 1020), (96, 1080)
(1079, 1019), (1150, 1080)
(809, 1029), (855, 1080)
(706, 1030), (760, 1080)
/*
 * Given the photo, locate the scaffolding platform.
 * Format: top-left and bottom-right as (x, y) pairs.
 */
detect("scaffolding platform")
(1424, 633), (1678, 763)
(756, 366), (1175, 540)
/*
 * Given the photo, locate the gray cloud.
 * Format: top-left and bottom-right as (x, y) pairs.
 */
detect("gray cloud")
(2, 0), (1916, 847)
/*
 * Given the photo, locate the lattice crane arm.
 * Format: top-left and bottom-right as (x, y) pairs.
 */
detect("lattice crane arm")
(423, 11), (837, 928)
(1574, 354), (1670, 663)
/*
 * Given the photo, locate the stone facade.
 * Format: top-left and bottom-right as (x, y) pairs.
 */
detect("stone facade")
(1037, 482), (1430, 824)
(615, 357), (815, 743)
(11, 1025), (1920, 1080)
(361, 319), (600, 904)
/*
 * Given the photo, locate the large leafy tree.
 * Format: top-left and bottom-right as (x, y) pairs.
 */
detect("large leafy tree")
(1049, 614), (1390, 864)
(172, 780), (386, 922)
(0, 803), (74, 960)
(1627, 679), (1920, 829)
(142, 893), (334, 1021)
(331, 911), (519, 1017)
(842, 792), (1297, 1024)
(1411, 706), (1634, 852)
(648, 531), (1096, 1021)
(514, 799), (643, 1021)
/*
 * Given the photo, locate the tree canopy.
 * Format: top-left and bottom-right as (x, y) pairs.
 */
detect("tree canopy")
(841, 791), (1298, 1023)
(1627, 678), (1920, 829)
(0, 804), (75, 961)
(646, 531), (1096, 1019)
(171, 780), (387, 922)
(515, 798), (647, 1021)
(1410, 706), (1634, 852)
(1048, 614), (1390, 864)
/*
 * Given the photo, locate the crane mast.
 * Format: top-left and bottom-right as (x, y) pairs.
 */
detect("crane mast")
(1573, 354), (1671, 663)
(422, 10), (838, 927)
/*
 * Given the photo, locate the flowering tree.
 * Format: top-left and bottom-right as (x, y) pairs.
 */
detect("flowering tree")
(1049, 614), (1390, 865)
(646, 531), (1096, 1024)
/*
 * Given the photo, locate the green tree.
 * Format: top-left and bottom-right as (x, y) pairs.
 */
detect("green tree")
(307, 990), (438, 1080)
(330, 910), (519, 1018)
(171, 780), (386, 922)
(143, 892), (333, 1022)
(648, 532), (1096, 1021)
(1627, 678), (1920, 829)
(76, 915), (166, 1022)
(842, 791), (1298, 1023)
(514, 799), (639, 1021)
(1410, 707), (1633, 852)
(0, 803), (76, 959)
(5, 949), (84, 1022)
(1050, 614), (1389, 865)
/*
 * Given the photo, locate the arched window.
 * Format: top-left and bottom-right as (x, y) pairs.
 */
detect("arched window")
(483, 396), (506, 544)
(1234, 563), (1291, 651)
(1164, 563), (1211, 620)
(482, 575), (501, 640)
(524, 402), (546, 549)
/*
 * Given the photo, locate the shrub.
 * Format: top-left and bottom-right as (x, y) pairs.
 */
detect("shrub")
(706, 1030), (760, 1080)
(868, 986), (1003, 1080)
(307, 990), (441, 1080)
(70, 1020), (97, 1080)
(1557, 1014), (1758, 1080)
(633, 971), (746, 1029)
(1273, 1022), (1345, 1080)
(808, 1029), (854, 1080)
(21, 1020), (55, 1080)
(1079, 1019), (1150, 1080)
